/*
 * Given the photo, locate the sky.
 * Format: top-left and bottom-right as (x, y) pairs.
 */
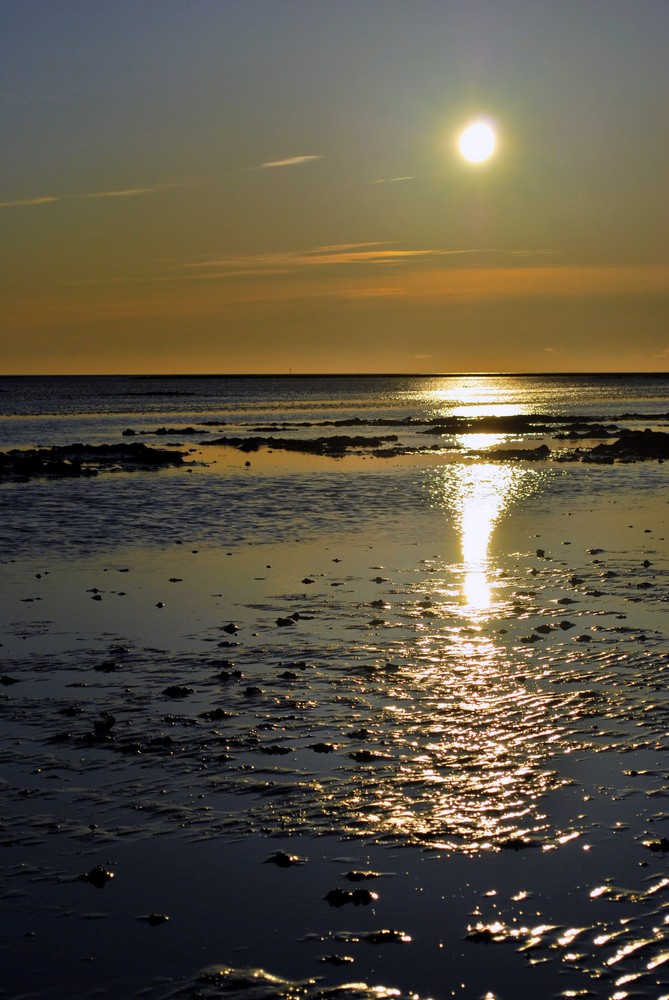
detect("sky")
(1, 0), (668, 375)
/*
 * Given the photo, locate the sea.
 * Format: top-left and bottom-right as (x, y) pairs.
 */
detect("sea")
(1, 372), (668, 557)
(2, 372), (669, 433)
(1, 373), (668, 1000)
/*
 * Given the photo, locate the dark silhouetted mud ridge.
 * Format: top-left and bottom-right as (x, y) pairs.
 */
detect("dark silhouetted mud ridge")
(0, 442), (185, 481)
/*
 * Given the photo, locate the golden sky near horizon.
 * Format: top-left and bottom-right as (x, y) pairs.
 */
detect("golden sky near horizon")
(1, 1), (668, 374)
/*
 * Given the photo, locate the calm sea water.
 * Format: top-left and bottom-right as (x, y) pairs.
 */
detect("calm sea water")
(0, 372), (668, 441)
(1, 378), (668, 999)
(1, 373), (667, 558)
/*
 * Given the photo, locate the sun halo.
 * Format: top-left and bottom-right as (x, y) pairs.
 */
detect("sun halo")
(458, 121), (496, 164)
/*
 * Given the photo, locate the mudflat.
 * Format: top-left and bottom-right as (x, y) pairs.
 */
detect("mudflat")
(1, 450), (667, 999)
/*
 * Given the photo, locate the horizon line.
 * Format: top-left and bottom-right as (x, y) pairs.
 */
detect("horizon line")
(2, 371), (668, 379)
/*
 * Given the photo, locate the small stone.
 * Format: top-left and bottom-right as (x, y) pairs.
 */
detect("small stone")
(93, 712), (115, 735)
(77, 866), (114, 889)
(499, 836), (537, 851)
(348, 749), (384, 763)
(363, 929), (410, 944)
(645, 837), (669, 853)
(263, 851), (306, 867)
(325, 888), (378, 907)
(94, 661), (119, 672)
(140, 913), (170, 926)
(163, 685), (194, 698)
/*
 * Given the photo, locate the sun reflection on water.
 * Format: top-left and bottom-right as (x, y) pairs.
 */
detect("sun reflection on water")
(430, 462), (543, 612)
(341, 625), (565, 852)
(420, 375), (530, 418)
(458, 432), (508, 451)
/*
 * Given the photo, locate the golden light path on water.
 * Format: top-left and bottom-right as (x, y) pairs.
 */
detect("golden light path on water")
(322, 458), (559, 852)
(383, 462), (552, 848)
(423, 375), (531, 418)
(437, 460), (539, 612)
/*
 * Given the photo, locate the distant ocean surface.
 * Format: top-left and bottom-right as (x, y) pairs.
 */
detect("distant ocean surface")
(1, 373), (668, 559)
(1, 373), (668, 449)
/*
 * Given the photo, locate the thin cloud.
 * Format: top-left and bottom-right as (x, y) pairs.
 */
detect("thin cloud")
(511, 248), (560, 257)
(181, 244), (510, 276)
(312, 241), (392, 253)
(256, 155), (323, 169)
(7, 263), (668, 335)
(0, 183), (183, 209)
(0, 195), (59, 208)
(337, 286), (404, 299)
(373, 175), (416, 184)
(79, 186), (179, 199)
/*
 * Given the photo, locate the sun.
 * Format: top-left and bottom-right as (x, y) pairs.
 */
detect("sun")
(458, 121), (496, 164)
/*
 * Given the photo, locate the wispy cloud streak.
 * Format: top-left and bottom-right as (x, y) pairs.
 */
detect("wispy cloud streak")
(0, 183), (183, 209)
(181, 243), (509, 276)
(256, 155), (323, 169)
(0, 195), (59, 208)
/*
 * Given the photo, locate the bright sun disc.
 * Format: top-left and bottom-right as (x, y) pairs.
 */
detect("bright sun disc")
(458, 122), (496, 163)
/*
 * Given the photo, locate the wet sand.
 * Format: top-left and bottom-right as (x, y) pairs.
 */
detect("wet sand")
(1, 454), (668, 999)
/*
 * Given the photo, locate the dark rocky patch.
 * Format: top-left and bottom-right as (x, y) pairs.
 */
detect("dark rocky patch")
(0, 442), (185, 481)
(201, 434), (399, 456)
(324, 887), (378, 907)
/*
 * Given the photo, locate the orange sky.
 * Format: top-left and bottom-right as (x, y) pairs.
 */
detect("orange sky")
(1, 2), (667, 373)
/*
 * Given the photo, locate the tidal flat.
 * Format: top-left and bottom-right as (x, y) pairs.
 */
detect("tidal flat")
(1, 446), (668, 1000)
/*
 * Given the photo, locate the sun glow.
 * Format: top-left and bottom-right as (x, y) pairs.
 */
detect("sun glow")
(458, 121), (496, 163)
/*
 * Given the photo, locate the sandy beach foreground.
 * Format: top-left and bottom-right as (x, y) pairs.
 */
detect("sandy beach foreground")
(1, 453), (668, 1000)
